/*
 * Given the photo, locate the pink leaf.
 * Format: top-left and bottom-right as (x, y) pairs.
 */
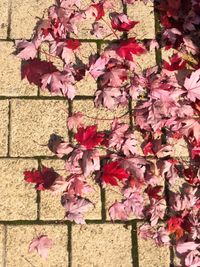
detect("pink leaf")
(176, 242), (200, 254)
(109, 201), (128, 221)
(184, 69), (200, 102)
(29, 235), (53, 259)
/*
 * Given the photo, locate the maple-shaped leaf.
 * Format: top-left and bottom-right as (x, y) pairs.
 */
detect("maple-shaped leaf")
(109, 201), (128, 221)
(185, 250), (200, 267)
(110, 12), (138, 32)
(145, 185), (163, 200)
(89, 56), (109, 79)
(116, 38), (146, 61)
(184, 69), (200, 102)
(163, 53), (186, 71)
(66, 175), (93, 196)
(101, 161), (129, 186)
(15, 40), (38, 60)
(82, 149), (100, 177)
(176, 242), (200, 255)
(138, 223), (154, 240)
(29, 235), (53, 259)
(24, 166), (59, 190)
(184, 166), (200, 185)
(67, 112), (84, 130)
(167, 216), (184, 240)
(75, 125), (104, 149)
(124, 191), (144, 218)
(147, 199), (166, 226)
(65, 39), (81, 50)
(22, 59), (58, 87)
(174, 119), (200, 140)
(95, 87), (122, 109)
(64, 198), (93, 224)
(100, 67), (127, 87)
(50, 176), (69, 195)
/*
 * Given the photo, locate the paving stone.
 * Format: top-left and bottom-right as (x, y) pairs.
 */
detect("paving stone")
(40, 42), (64, 71)
(76, 42), (97, 96)
(136, 50), (156, 72)
(70, 0), (123, 40)
(137, 223), (170, 267)
(10, 100), (68, 157)
(0, 225), (5, 266)
(10, 0), (55, 39)
(72, 224), (132, 267)
(40, 159), (101, 220)
(0, 42), (37, 96)
(0, 0), (9, 38)
(40, 42), (97, 96)
(73, 99), (130, 131)
(6, 225), (68, 267)
(0, 159), (38, 220)
(0, 100), (9, 156)
(127, 2), (155, 39)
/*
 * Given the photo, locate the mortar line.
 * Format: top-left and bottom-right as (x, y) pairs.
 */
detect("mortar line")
(6, 0), (12, 39)
(36, 159), (42, 220)
(0, 219), (153, 225)
(67, 99), (73, 143)
(0, 95), (94, 100)
(0, 38), (154, 43)
(6, 100), (11, 157)
(154, 3), (174, 267)
(0, 155), (193, 162)
(3, 225), (7, 267)
(131, 222), (139, 267)
(67, 224), (72, 267)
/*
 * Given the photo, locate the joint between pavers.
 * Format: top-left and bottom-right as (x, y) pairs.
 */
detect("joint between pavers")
(3, 225), (7, 267)
(6, 0), (12, 40)
(67, 224), (72, 267)
(6, 100), (11, 157)
(67, 99), (73, 143)
(131, 222), (139, 267)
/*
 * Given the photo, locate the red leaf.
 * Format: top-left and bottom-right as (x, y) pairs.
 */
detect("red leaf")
(116, 38), (146, 61)
(24, 166), (59, 190)
(92, 2), (105, 21)
(65, 39), (81, 50)
(102, 161), (129, 186)
(111, 13), (138, 32)
(163, 53), (186, 71)
(143, 141), (155, 156)
(22, 59), (57, 87)
(75, 125), (104, 149)
(167, 216), (184, 240)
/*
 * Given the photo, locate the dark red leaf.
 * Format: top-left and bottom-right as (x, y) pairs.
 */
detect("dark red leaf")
(163, 54), (186, 71)
(22, 59), (58, 87)
(145, 185), (163, 200)
(24, 166), (59, 190)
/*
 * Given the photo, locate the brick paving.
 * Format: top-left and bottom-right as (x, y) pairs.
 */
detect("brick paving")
(0, 0), (185, 266)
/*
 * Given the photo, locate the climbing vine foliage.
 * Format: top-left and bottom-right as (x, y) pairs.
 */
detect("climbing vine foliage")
(16, 0), (200, 265)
